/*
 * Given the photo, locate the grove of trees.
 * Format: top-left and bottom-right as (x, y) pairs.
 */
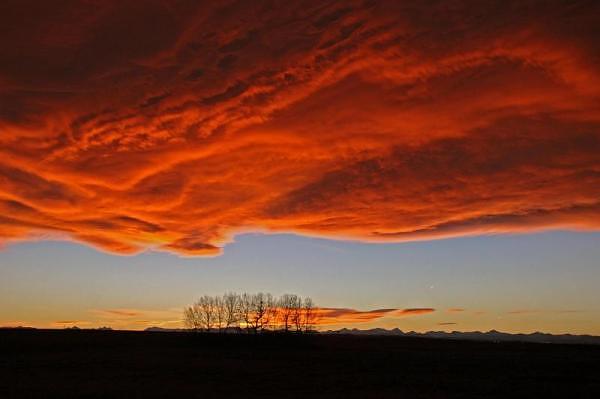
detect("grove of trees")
(183, 292), (318, 333)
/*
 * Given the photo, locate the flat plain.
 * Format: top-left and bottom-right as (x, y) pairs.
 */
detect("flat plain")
(1, 329), (599, 398)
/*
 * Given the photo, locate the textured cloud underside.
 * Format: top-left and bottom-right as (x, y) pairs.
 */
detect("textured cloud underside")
(1, 1), (599, 255)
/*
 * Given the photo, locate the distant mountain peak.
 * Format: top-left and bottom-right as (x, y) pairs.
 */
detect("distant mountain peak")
(322, 328), (600, 345)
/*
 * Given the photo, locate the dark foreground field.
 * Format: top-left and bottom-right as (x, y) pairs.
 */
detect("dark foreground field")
(1, 330), (599, 398)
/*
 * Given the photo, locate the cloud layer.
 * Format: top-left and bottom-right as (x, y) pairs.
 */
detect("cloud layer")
(1, 1), (599, 255)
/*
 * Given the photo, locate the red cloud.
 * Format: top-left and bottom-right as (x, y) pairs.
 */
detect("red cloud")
(1, 1), (599, 255)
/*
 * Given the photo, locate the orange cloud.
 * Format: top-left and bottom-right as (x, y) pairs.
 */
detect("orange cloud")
(52, 320), (92, 327)
(1, 1), (599, 255)
(316, 308), (397, 325)
(0, 320), (32, 328)
(89, 308), (182, 329)
(316, 307), (435, 325)
(394, 308), (436, 317)
(506, 309), (541, 315)
(447, 308), (465, 313)
(94, 309), (141, 317)
(506, 309), (581, 315)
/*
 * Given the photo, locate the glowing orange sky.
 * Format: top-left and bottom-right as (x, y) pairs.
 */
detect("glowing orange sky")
(1, 1), (599, 255)
(4, 306), (437, 330)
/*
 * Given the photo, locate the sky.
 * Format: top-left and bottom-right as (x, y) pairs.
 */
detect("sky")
(0, 1), (599, 333)
(1, 231), (600, 333)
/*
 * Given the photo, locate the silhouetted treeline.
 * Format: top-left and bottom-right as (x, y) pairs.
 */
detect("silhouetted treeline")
(184, 292), (318, 333)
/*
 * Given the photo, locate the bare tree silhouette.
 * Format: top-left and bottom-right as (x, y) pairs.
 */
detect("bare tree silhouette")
(249, 292), (268, 332)
(184, 292), (318, 334)
(303, 297), (318, 332)
(213, 295), (226, 332)
(223, 292), (240, 330)
(279, 294), (296, 332)
(239, 292), (254, 333)
(183, 305), (201, 331)
(291, 295), (303, 332)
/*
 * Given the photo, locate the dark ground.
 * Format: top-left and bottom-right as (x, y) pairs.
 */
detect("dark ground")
(1, 330), (599, 398)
